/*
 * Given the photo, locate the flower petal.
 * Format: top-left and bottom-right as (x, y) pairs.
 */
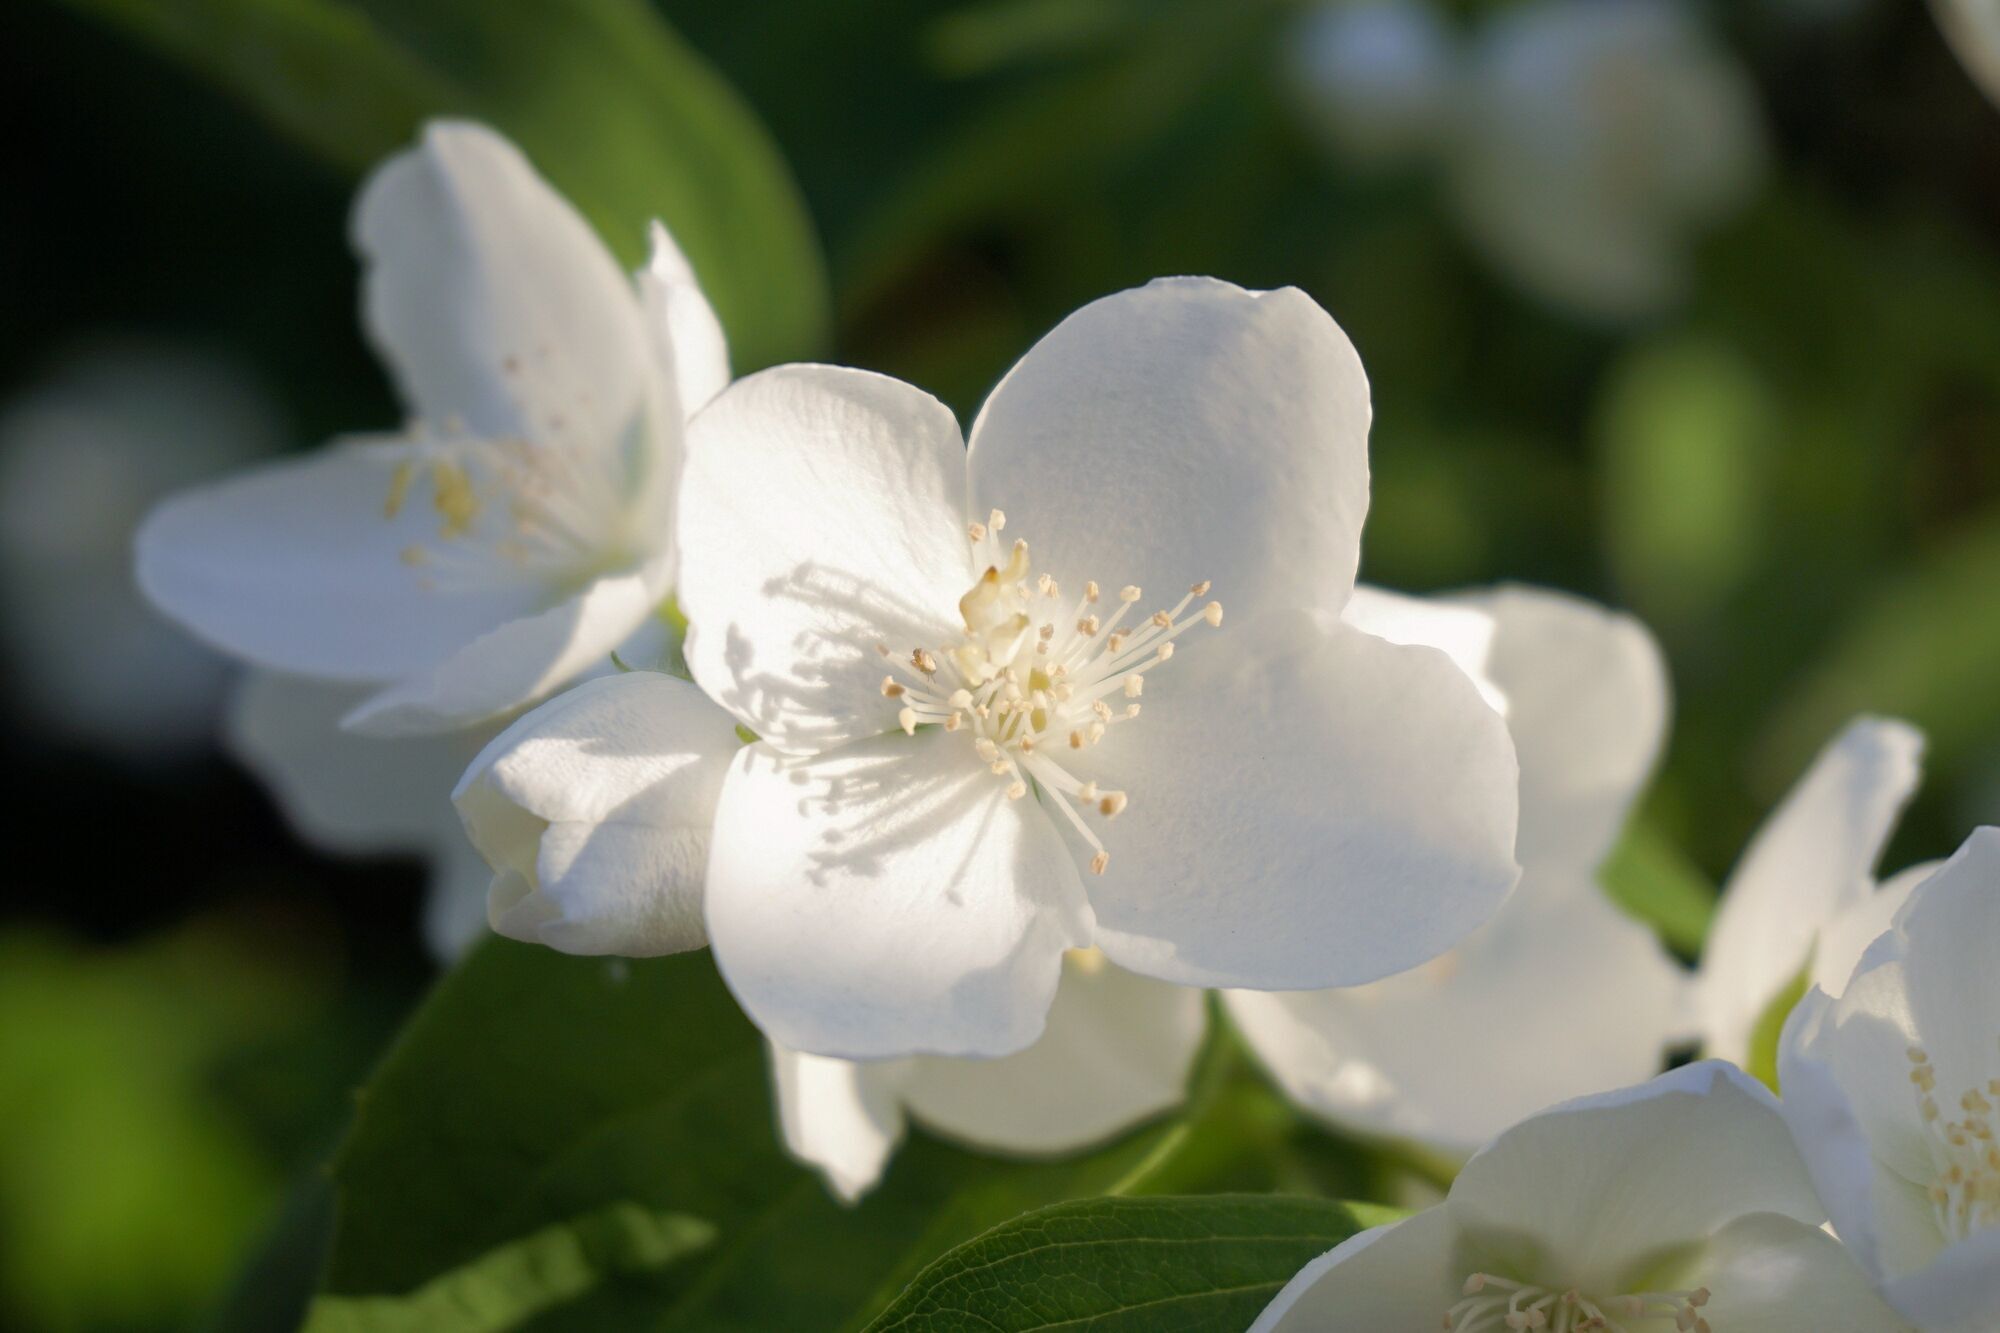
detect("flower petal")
(453, 671), (739, 957)
(767, 1042), (908, 1204)
(1447, 1062), (1824, 1296)
(1810, 859), (1938, 998)
(1697, 1211), (1913, 1332)
(1698, 716), (1925, 1065)
(1248, 1208), (1458, 1333)
(344, 560), (670, 736)
(1338, 584), (1502, 710)
(1082, 610), (1519, 990)
(676, 365), (972, 753)
(354, 121), (646, 444)
(1464, 585), (1669, 872)
(1893, 828), (2000, 1104)
(640, 221), (730, 417)
(1881, 1224), (2000, 1332)
(1226, 876), (1690, 1158)
(967, 278), (1371, 626)
(704, 732), (1091, 1059)
(136, 439), (547, 681)
(899, 953), (1206, 1154)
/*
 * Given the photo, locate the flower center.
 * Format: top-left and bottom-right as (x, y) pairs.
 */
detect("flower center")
(877, 509), (1222, 877)
(1907, 1043), (2000, 1244)
(1445, 1273), (1711, 1332)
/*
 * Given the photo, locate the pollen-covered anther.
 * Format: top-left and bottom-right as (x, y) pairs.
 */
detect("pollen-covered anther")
(881, 677), (905, 698)
(1098, 791), (1128, 818)
(1089, 851), (1109, 875)
(1911, 1044), (2000, 1242)
(1005, 780), (1028, 800)
(1203, 601), (1224, 626)
(1084, 581), (1100, 603)
(1124, 676), (1144, 698)
(898, 707), (917, 736)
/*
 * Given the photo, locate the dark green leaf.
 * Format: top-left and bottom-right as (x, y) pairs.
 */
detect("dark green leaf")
(49, 0), (828, 368)
(863, 1194), (1385, 1332)
(320, 942), (1316, 1330)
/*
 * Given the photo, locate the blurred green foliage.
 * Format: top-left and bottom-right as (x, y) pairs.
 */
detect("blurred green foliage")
(7, 0), (2000, 1326)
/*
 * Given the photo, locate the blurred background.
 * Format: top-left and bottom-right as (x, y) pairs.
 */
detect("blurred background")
(4, 0), (1998, 1326)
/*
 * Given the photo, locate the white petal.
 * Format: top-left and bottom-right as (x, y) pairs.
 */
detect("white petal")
(676, 365), (972, 754)
(136, 440), (546, 681)
(1810, 860), (1938, 998)
(640, 221), (730, 416)
(1447, 1062), (1824, 1295)
(767, 1042), (908, 1203)
(1226, 877), (1689, 1158)
(344, 561), (670, 736)
(424, 833), (501, 960)
(1892, 828), (2000, 1103)
(1248, 1208), (1458, 1333)
(1882, 1224), (2000, 1332)
(1465, 585), (1670, 872)
(1779, 963), (1943, 1290)
(966, 278), (1371, 626)
(1697, 1211), (1914, 1332)
(1083, 611), (1519, 990)
(899, 954), (1206, 1154)
(1698, 716), (1925, 1065)
(704, 732), (1091, 1059)
(1338, 584), (1502, 710)
(354, 121), (646, 443)
(453, 671), (739, 957)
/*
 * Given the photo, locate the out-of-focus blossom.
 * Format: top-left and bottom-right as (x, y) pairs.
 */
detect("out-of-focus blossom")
(469, 276), (1522, 1062)
(1934, 0), (2000, 110)
(1449, 0), (1766, 320)
(1252, 1061), (1908, 1332)
(1288, 0), (1457, 165)
(0, 347), (279, 760)
(1228, 586), (1691, 1158)
(1781, 828), (2000, 1331)
(1696, 717), (1929, 1069)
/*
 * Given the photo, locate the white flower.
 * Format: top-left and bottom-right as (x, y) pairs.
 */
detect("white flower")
(1449, 0), (1764, 320)
(769, 948), (1205, 1201)
(136, 120), (727, 739)
(1227, 585), (1692, 1157)
(1696, 717), (1929, 1069)
(1254, 1061), (1912, 1333)
(481, 277), (1521, 1061)
(0, 347), (279, 760)
(1779, 828), (2000, 1332)
(1934, 0), (2000, 111)
(1289, 0), (1458, 166)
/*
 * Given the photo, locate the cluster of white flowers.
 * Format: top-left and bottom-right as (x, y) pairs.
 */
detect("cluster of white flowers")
(132, 123), (1998, 1328)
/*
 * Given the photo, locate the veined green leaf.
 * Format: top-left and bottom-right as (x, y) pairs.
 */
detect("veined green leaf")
(863, 1194), (1384, 1332)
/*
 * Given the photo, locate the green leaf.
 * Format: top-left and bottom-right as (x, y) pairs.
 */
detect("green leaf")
(1744, 960), (1812, 1095)
(862, 1194), (1383, 1332)
(304, 1205), (712, 1333)
(318, 942), (1315, 1330)
(50, 0), (828, 368)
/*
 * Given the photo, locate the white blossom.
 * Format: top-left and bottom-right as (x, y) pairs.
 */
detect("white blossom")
(1780, 828), (2000, 1331)
(1254, 1061), (1910, 1332)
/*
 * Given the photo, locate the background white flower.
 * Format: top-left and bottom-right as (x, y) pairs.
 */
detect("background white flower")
(1253, 1061), (1911, 1332)
(546, 275), (1524, 1062)
(1449, 0), (1765, 320)
(1934, 0), (2000, 110)
(0, 346), (279, 761)
(1696, 716), (1928, 1069)
(1287, 0), (1457, 167)
(1780, 827), (2000, 1332)
(137, 120), (726, 739)
(1228, 585), (1691, 1158)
